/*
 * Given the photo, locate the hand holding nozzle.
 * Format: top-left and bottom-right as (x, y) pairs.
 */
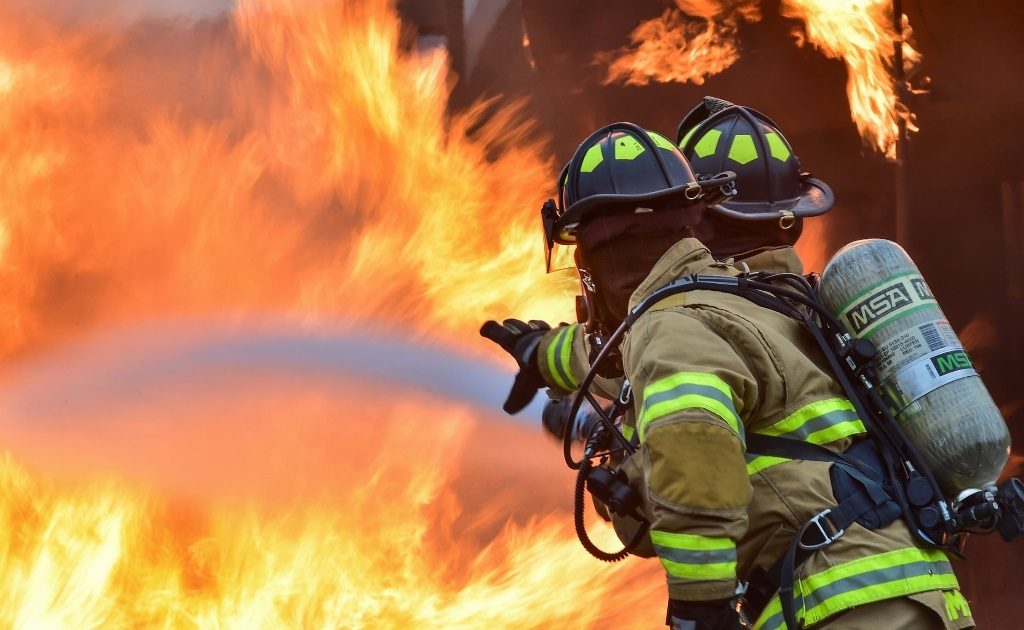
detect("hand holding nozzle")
(480, 319), (551, 414)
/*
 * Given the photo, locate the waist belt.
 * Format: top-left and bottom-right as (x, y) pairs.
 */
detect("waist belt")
(742, 434), (898, 630)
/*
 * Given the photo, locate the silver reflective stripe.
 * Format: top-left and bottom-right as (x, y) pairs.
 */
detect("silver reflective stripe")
(745, 399), (865, 476)
(768, 407), (860, 441)
(801, 557), (953, 614)
(651, 544), (737, 567)
(640, 383), (743, 439)
(754, 552), (957, 630)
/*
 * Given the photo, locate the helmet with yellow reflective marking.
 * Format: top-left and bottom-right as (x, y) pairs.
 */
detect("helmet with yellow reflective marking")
(542, 122), (736, 269)
(676, 97), (834, 223)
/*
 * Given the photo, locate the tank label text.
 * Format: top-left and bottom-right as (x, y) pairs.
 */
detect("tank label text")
(885, 346), (978, 410)
(874, 319), (960, 379)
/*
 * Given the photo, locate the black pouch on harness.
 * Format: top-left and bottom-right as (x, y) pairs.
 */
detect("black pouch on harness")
(829, 440), (901, 530)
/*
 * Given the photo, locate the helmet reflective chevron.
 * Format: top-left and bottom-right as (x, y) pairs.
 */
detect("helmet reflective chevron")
(557, 122), (740, 241)
(557, 122), (703, 240)
(676, 96), (834, 222)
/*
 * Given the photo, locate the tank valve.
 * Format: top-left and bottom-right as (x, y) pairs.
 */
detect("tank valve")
(996, 478), (1024, 541)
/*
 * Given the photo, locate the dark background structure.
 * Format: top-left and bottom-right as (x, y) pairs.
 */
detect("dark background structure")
(397, 0), (1024, 625)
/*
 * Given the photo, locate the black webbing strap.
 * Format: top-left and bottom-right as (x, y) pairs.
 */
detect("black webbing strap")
(745, 433), (860, 470)
(742, 434), (892, 629)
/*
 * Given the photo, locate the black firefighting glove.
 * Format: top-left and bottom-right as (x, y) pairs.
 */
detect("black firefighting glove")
(480, 319), (551, 414)
(667, 598), (750, 630)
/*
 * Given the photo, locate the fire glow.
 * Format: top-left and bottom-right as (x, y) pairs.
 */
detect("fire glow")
(0, 0), (576, 360)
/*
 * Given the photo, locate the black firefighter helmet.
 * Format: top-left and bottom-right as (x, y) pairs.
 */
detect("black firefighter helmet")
(676, 96), (834, 223)
(541, 121), (735, 270)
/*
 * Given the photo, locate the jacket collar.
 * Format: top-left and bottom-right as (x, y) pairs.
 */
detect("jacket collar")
(736, 246), (804, 276)
(627, 242), (806, 311)
(628, 237), (722, 310)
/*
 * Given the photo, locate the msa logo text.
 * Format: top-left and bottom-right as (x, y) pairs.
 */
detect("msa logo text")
(911, 277), (934, 301)
(931, 350), (973, 376)
(848, 282), (913, 334)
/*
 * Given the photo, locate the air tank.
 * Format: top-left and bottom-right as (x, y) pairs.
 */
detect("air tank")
(819, 239), (1011, 496)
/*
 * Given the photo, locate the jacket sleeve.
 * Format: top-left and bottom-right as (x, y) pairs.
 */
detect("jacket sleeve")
(622, 308), (757, 602)
(537, 324), (621, 399)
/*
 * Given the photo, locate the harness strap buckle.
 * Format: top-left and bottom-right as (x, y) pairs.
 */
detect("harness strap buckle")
(618, 380), (633, 407)
(799, 509), (845, 550)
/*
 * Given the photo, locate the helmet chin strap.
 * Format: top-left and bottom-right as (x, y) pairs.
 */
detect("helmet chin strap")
(574, 266), (624, 379)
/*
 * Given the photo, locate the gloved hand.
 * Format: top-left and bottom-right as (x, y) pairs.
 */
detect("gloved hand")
(480, 319), (551, 414)
(667, 598), (750, 630)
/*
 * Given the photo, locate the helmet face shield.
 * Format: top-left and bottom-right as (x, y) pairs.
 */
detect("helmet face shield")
(540, 198), (576, 272)
(546, 241), (576, 273)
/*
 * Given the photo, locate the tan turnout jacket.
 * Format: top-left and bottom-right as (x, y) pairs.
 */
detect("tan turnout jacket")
(537, 239), (973, 629)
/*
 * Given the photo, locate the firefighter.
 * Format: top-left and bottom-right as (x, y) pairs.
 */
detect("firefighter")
(481, 104), (974, 629)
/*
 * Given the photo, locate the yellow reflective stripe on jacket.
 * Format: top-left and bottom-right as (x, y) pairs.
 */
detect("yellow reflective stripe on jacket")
(746, 398), (866, 475)
(638, 372), (743, 442)
(753, 547), (959, 630)
(545, 325), (580, 392)
(621, 423), (636, 443)
(650, 530), (737, 582)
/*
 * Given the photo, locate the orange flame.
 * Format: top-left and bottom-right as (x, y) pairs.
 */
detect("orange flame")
(602, 2), (761, 86)
(0, 0), (677, 625)
(0, 350), (663, 626)
(0, 0), (575, 360)
(782, 0), (921, 158)
(602, 1), (922, 159)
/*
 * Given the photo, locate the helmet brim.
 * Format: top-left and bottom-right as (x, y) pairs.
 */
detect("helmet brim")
(554, 183), (704, 243)
(708, 176), (834, 221)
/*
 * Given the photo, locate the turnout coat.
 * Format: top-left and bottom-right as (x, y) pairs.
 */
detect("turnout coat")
(537, 238), (973, 629)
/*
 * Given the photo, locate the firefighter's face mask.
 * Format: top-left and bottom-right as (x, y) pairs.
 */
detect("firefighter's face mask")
(575, 206), (701, 326)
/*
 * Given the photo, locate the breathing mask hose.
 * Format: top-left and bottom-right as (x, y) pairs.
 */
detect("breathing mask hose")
(562, 320), (640, 469)
(573, 459), (650, 562)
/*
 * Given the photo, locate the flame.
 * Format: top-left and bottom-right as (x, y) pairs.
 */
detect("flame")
(601, 2), (761, 87)
(0, 350), (664, 626)
(0, 0), (575, 360)
(782, 0), (921, 158)
(0, 0), (675, 625)
(602, 1), (922, 158)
